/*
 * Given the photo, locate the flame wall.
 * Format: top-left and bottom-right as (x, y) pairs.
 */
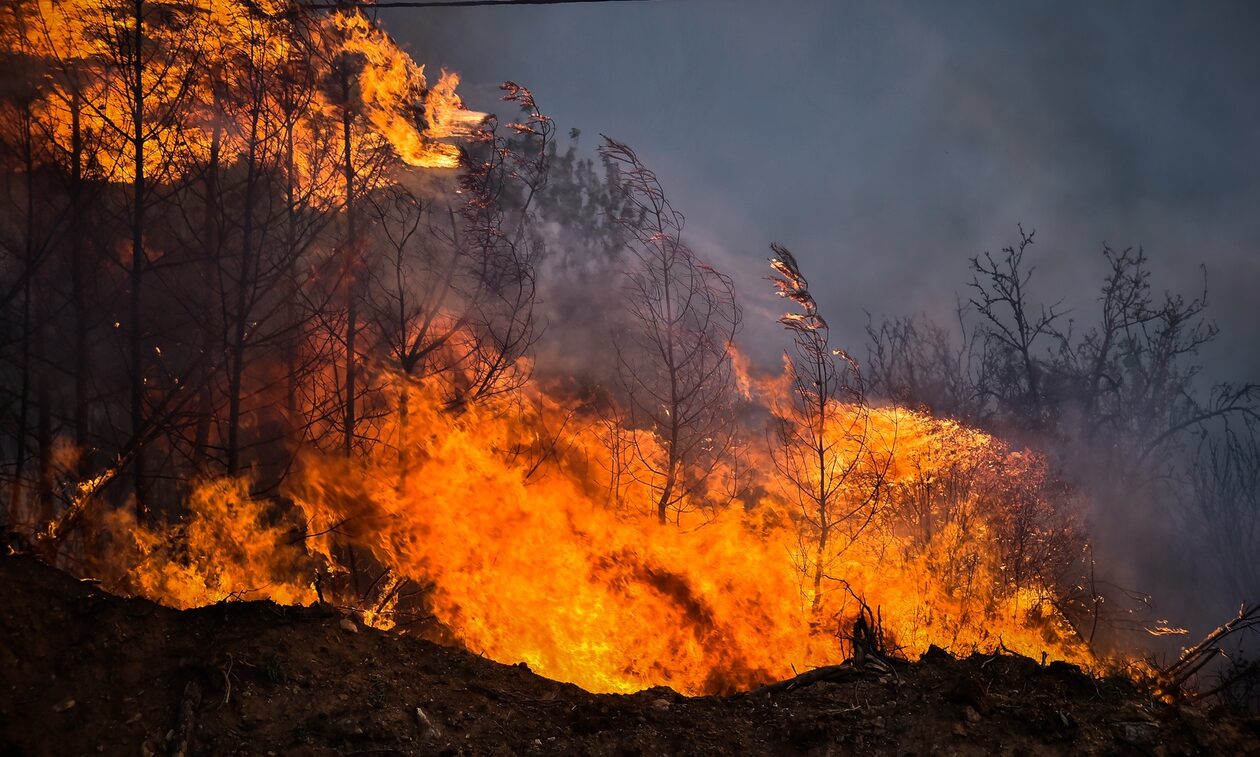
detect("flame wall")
(102, 368), (1091, 695)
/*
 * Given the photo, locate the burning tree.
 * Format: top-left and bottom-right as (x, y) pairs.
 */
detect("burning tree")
(0, 1), (487, 543)
(599, 137), (741, 525)
(365, 83), (553, 478)
(2, 0), (1239, 704)
(767, 244), (892, 613)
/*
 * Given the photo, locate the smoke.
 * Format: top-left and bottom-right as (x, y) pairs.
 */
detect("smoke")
(385, 0), (1260, 376)
(380, 0), (1260, 646)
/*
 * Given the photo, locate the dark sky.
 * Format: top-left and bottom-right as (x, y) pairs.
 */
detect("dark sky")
(384, 0), (1260, 382)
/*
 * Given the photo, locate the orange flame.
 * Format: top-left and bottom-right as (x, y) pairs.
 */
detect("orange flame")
(8, 0), (1099, 697)
(324, 11), (484, 169)
(5, 2), (482, 186)
(104, 364), (1093, 695)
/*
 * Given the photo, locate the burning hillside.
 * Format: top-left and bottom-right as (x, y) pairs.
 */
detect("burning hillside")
(89, 370), (1093, 696)
(2, 1), (1259, 750)
(4, 553), (1259, 755)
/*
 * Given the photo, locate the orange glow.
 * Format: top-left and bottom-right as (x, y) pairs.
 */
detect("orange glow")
(323, 11), (484, 169)
(4, 1), (482, 186)
(106, 363), (1094, 695)
(101, 477), (316, 609)
(7, 0), (1100, 698)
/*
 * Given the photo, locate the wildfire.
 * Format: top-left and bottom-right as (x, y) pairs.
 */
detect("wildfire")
(5, 0), (1100, 698)
(98, 365), (1092, 695)
(4, 0), (483, 184)
(326, 12), (484, 169)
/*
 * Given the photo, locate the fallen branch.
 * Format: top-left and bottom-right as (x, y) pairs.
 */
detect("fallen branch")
(751, 661), (861, 696)
(1160, 602), (1260, 698)
(750, 653), (897, 696)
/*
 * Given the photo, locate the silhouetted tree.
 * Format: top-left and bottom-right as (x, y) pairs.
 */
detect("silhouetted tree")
(768, 244), (891, 612)
(600, 137), (740, 525)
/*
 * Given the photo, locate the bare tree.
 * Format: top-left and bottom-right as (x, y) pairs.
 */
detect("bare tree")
(256, 28), (347, 467)
(446, 82), (551, 408)
(599, 137), (740, 525)
(332, 37), (365, 460)
(77, 0), (205, 515)
(865, 227), (1260, 645)
(968, 225), (1067, 429)
(1190, 420), (1260, 602)
(865, 305), (989, 423)
(25, 0), (112, 475)
(874, 228), (1257, 474)
(767, 244), (891, 612)
(213, 9), (317, 478)
(313, 13), (395, 458)
(358, 82), (551, 485)
(0, 40), (59, 528)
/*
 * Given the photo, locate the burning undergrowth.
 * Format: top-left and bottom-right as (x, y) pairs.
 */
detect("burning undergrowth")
(5, 0), (1254, 711)
(82, 365), (1096, 696)
(4, 552), (1259, 756)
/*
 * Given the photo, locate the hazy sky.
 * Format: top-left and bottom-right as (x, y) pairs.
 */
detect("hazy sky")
(385, 0), (1260, 381)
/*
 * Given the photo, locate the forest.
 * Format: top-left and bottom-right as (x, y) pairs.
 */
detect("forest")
(1, 0), (1257, 708)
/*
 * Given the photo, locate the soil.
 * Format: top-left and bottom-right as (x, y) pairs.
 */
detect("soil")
(1, 554), (1257, 756)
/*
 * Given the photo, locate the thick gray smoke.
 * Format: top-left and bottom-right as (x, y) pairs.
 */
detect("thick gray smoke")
(382, 0), (1260, 646)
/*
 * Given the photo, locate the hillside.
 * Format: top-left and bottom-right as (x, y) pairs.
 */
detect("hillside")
(1, 554), (1256, 756)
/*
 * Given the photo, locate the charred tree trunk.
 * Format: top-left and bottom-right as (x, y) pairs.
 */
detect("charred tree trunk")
(7, 103), (36, 526)
(282, 109), (300, 448)
(34, 308), (52, 525)
(194, 101), (222, 472)
(811, 352), (828, 613)
(226, 106), (262, 476)
(68, 92), (90, 470)
(340, 71), (358, 459)
(655, 279), (679, 525)
(397, 379), (411, 490)
(128, 0), (150, 517)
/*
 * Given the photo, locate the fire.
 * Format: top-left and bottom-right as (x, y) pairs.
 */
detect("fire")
(97, 365), (1092, 695)
(325, 11), (484, 169)
(4, 0), (1100, 697)
(424, 70), (487, 142)
(4, 0), (483, 186)
(100, 477), (317, 609)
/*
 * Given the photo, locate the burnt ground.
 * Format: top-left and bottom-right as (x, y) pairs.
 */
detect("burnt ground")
(0, 554), (1257, 756)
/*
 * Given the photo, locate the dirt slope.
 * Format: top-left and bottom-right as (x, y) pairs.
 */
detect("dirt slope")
(1, 554), (1256, 756)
